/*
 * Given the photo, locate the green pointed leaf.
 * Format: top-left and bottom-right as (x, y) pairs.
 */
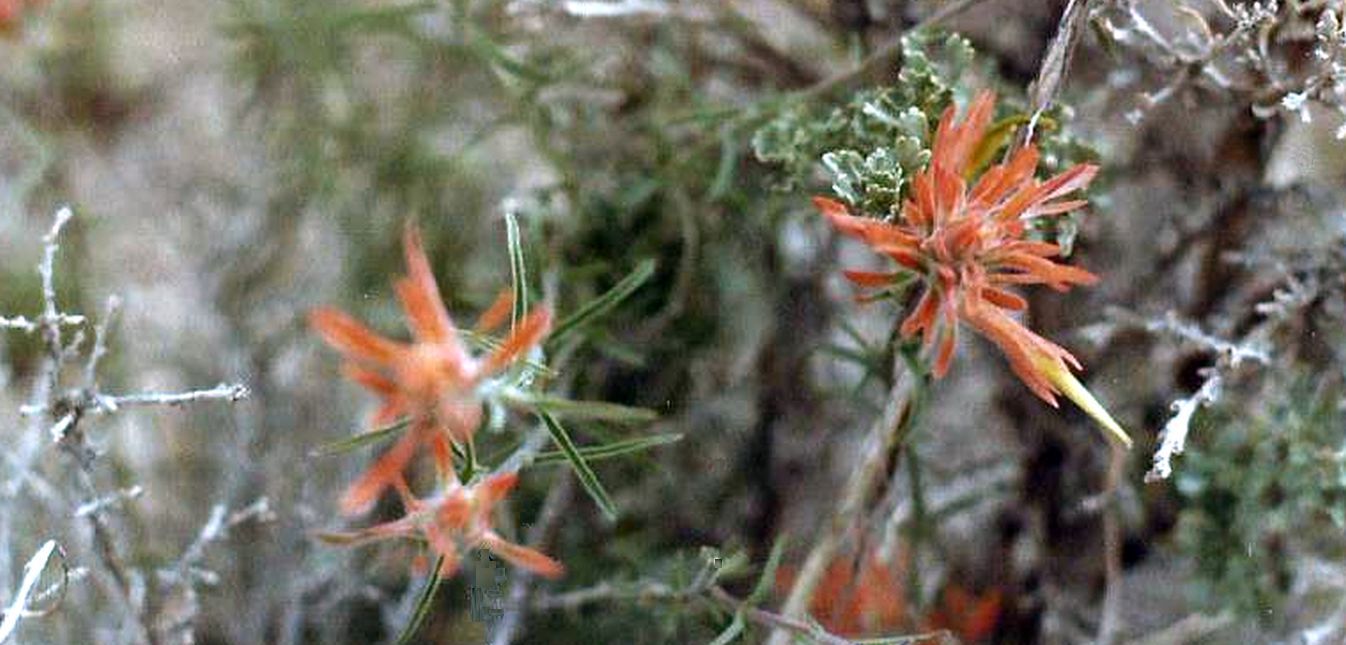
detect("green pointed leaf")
(506, 391), (658, 423)
(533, 433), (683, 465)
(538, 411), (617, 521)
(707, 613), (746, 645)
(547, 259), (656, 348)
(747, 537), (787, 606)
(333, 2), (435, 33)
(307, 418), (412, 459)
(505, 211), (528, 328)
(395, 554), (445, 645)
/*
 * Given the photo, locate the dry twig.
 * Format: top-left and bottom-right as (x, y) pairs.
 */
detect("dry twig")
(0, 540), (65, 643)
(767, 350), (917, 645)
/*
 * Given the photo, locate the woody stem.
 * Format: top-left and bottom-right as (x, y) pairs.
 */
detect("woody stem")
(768, 346), (920, 645)
(1096, 445), (1128, 644)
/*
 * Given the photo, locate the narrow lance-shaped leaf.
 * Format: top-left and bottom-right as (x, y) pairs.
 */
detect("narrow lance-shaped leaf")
(532, 433), (684, 465)
(503, 390), (659, 423)
(709, 126), (742, 201)
(538, 411), (617, 521)
(747, 537), (787, 606)
(505, 211), (528, 329)
(706, 536), (788, 645)
(395, 554), (445, 645)
(707, 613), (746, 645)
(547, 259), (656, 348)
(460, 330), (556, 377)
(332, 1), (435, 35)
(464, 22), (552, 83)
(307, 417), (413, 459)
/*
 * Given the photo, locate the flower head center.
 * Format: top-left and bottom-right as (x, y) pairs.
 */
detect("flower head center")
(396, 343), (477, 401)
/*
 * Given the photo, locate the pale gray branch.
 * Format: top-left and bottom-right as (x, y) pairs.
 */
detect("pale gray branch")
(95, 384), (251, 412)
(1146, 372), (1222, 483)
(0, 540), (63, 643)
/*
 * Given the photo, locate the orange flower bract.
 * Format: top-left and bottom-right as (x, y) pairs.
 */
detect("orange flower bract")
(325, 471), (564, 580)
(819, 90), (1131, 448)
(310, 225), (552, 514)
(776, 550), (909, 637)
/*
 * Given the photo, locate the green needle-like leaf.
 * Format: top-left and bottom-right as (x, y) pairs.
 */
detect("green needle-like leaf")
(395, 554), (445, 645)
(307, 417), (412, 459)
(532, 433), (683, 465)
(505, 211), (528, 328)
(507, 391), (658, 423)
(547, 259), (656, 348)
(539, 411), (617, 521)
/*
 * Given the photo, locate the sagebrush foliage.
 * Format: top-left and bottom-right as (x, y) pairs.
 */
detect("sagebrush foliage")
(1176, 377), (1346, 616)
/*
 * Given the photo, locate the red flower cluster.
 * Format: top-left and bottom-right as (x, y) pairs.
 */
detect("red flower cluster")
(332, 471), (563, 580)
(819, 91), (1130, 448)
(0, 0), (43, 36)
(310, 224), (562, 579)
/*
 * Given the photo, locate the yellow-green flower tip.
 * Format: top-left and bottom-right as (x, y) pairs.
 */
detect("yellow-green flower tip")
(1039, 359), (1133, 450)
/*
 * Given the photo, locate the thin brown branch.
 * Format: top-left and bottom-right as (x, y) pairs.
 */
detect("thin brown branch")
(156, 498), (275, 641)
(1096, 445), (1128, 644)
(95, 383), (250, 412)
(1019, 0), (1097, 146)
(8, 207), (251, 645)
(83, 297), (121, 391)
(767, 350), (917, 645)
(70, 464), (157, 645)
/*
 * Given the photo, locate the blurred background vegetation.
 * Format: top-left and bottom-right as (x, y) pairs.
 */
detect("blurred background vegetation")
(2, 0), (1346, 643)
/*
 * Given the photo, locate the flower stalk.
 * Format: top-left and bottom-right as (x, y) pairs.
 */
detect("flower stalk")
(769, 349), (919, 645)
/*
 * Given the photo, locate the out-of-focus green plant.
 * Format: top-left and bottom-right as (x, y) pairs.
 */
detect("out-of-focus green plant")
(752, 32), (974, 216)
(1175, 377), (1346, 616)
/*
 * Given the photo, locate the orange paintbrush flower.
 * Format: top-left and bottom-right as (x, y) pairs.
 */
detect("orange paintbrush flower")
(325, 471), (564, 580)
(819, 90), (1131, 448)
(310, 224), (552, 514)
